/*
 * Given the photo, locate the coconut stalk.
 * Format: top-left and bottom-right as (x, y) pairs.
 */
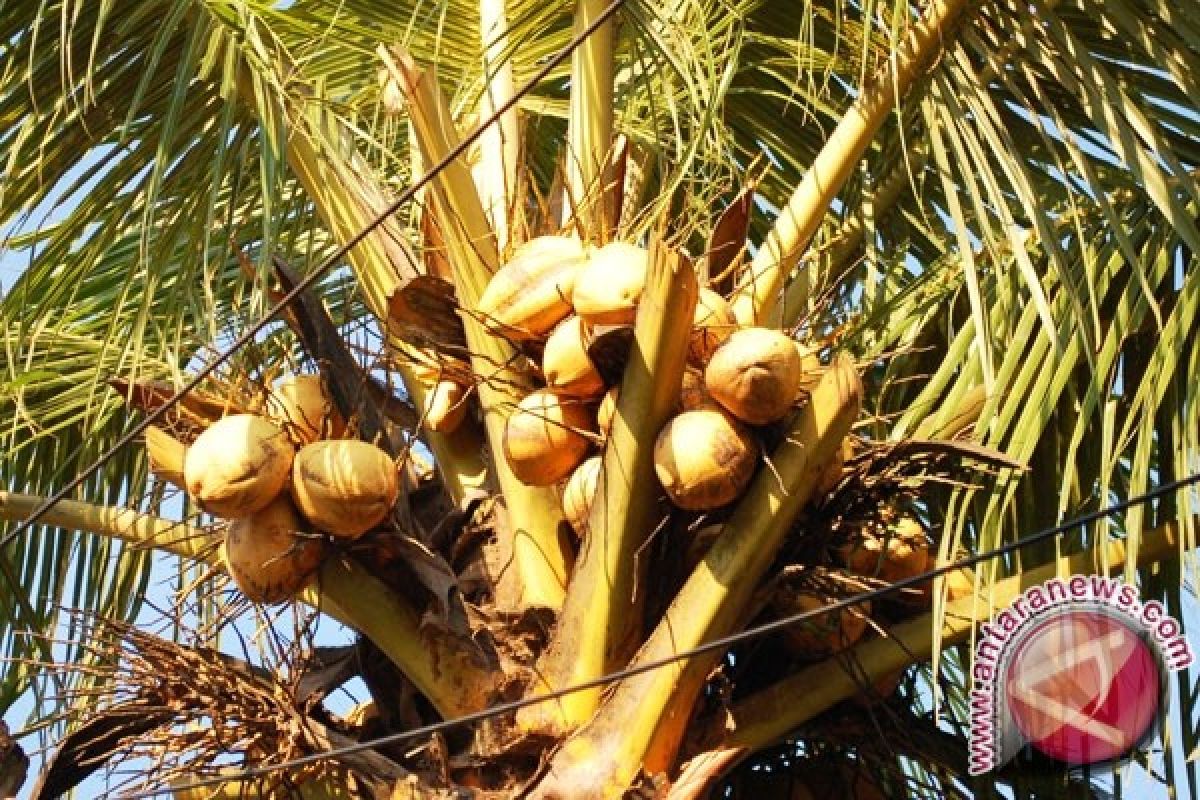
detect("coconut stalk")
(380, 47), (571, 611)
(562, 0), (617, 238)
(519, 241), (697, 736)
(729, 0), (974, 325)
(473, 0), (520, 249)
(0, 491), (495, 718)
(670, 515), (1190, 798)
(529, 356), (862, 798)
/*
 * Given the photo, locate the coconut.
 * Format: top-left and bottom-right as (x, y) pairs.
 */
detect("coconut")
(705, 327), (804, 425)
(291, 440), (398, 539)
(543, 316), (605, 397)
(653, 408), (757, 510)
(504, 390), (595, 486)
(562, 455), (603, 534)
(477, 235), (589, 340)
(267, 374), (345, 445)
(689, 287), (737, 364)
(850, 668), (903, 708)
(774, 587), (870, 656)
(145, 425), (186, 488)
(223, 496), (326, 604)
(572, 242), (649, 325)
(816, 437), (854, 495)
(838, 517), (929, 585)
(424, 378), (469, 433)
(678, 368), (712, 411)
(184, 414), (294, 518)
(597, 386), (620, 438)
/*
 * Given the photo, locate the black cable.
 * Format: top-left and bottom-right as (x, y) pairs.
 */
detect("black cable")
(140, 472), (1200, 799)
(0, 0), (625, 557)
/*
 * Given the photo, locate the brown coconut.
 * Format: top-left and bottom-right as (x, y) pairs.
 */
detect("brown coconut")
(653, 408), (757, 511)
(678, 368), (712, 411)
(424, 378), (469, 433)
(562, 455), (603, 534)
(838, 517), (930, 585)
(503, 390), (595, 486)
(689, 287), (737, 364)
(292, 440), (398, 539)
(476, 235), (589, 340)
(816, 437), (855, 495)
(572, 242), (649, 325)
(705, 327), (804, 425)
(596, 386), (619, 439)
(543, 316), (605, 397)
(184, 414), (294, 518)
(267, 374), (345, 444)
(223, 496), (326, 604)
(774, 587), (870, 656)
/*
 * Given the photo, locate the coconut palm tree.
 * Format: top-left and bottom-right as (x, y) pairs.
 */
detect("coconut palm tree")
(1, 0), (1198, 797)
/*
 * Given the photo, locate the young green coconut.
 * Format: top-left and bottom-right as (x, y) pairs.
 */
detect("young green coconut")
(476, 234), (589, 340)
(291, 440), (399, 539)
(705, 327), (806, 425)
(572, 241), (649, 325)
(653, 407), (757, 510)
(503, 390), (595, 486)
(223, 496), (326, 604)
(184, 414), (294, 518)
(267, 374), (345, 444)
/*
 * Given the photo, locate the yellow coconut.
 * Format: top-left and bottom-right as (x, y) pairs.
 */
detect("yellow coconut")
(543, 316), (606, 397)
(291, 440), (398, 539)
(267, 374), (345, 444)
(838, 517), (930, 585)
(424, 378), (469, 433)
(184, 414), (294, 518)
(503, 390), (595, 486)
(223, 496), (326, 604)
(689, 287), (737, 364)
(476, 234), (589, 340)
(562, 455), (603, 534)
(774, 587), (870, 656)
(653, 408), (757, 511)
(597, 386), (620, 439)
(705, 327), (804, 425)
(572, 241), (650, 325)
(145, 425), (186, 488)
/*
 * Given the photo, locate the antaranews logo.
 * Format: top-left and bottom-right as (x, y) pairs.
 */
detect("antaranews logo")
(968, 575), (1193, 775)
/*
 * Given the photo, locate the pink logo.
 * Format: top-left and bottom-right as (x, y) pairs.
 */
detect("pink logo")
(1004, 611), (1160, 766)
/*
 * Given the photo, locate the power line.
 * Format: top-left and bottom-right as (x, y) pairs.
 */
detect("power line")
(0, 0), (625, 557)
(141, 472), (1200, 799)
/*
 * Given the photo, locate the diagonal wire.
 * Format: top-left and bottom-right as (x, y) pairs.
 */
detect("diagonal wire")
(139, 472), (1200, 799)
(0, 0), (625, 560)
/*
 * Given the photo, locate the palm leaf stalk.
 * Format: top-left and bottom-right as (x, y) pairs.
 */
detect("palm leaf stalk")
(729, 0), (975, 326)
(381, 46), (572, 611)
(0, 490), (494, 718)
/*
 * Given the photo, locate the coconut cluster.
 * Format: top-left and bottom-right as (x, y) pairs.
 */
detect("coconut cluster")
(475, 235), (838, 536)
(167, 374), (399, 604)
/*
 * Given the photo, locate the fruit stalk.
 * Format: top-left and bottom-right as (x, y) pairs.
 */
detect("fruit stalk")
(519, 241), (697, 735)
(473, 0), (520, 249)
(529, 356), (862, 798)
(563, 0), (617, 238)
